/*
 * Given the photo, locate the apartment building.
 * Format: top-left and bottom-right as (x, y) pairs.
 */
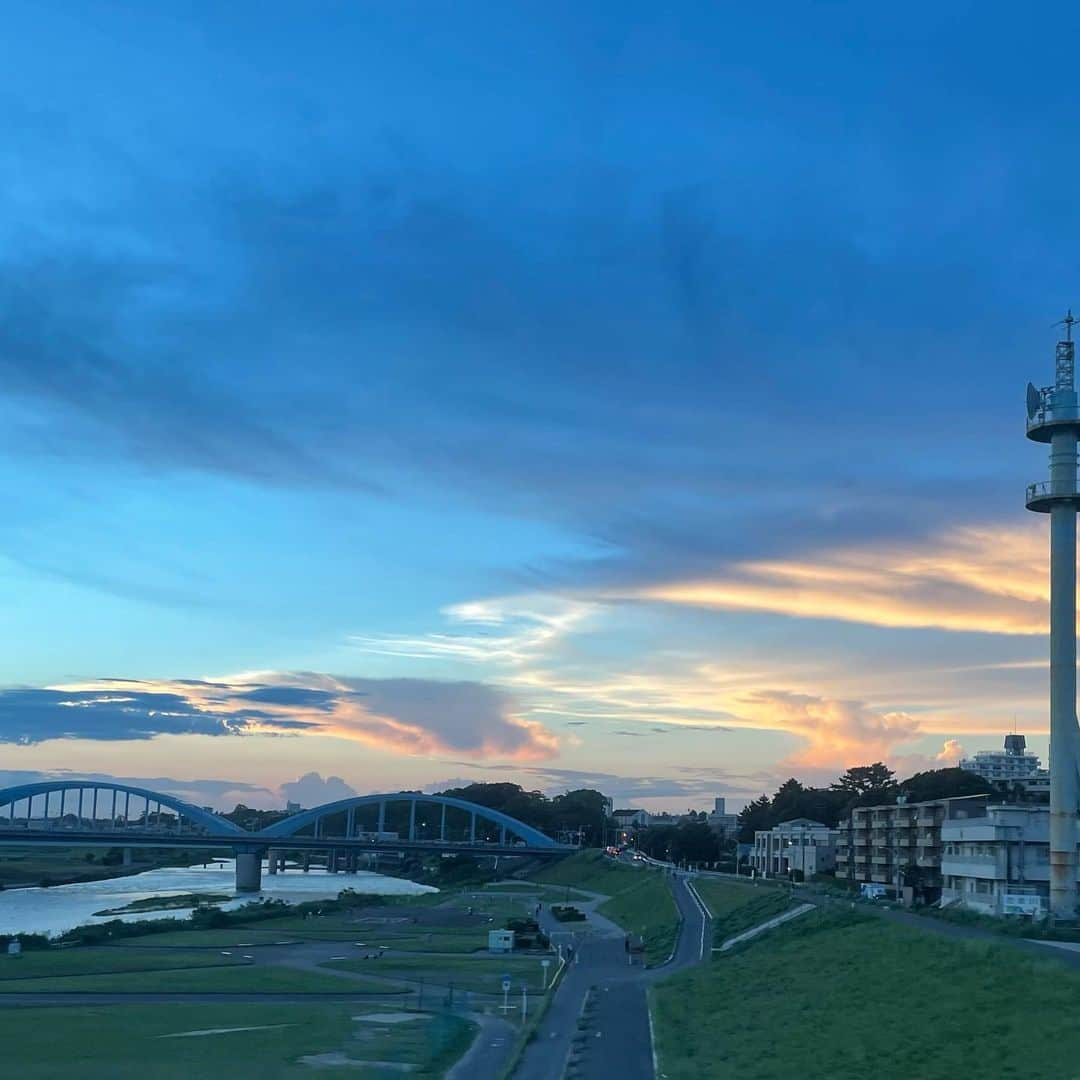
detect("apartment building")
(750, 818), (839, 878)
(835, 796), (994, 901)
(940, 801), (1059, 915)
(959, 733), (1049, 797)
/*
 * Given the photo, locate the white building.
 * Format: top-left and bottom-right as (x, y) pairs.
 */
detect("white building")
(751, 818), (839, 878)
(959, 734), (1047, 788)
(939, 799), (1073, 916)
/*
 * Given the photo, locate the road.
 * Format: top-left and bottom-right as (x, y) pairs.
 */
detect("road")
(514, 865), (710, 1080)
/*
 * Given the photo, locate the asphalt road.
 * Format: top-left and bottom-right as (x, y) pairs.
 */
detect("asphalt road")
(515, 865), (710, 1080)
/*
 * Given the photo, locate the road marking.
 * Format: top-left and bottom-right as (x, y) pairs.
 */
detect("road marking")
(685, 879), (711, 961)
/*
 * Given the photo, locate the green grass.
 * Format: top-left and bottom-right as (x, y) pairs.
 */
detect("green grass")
(325, 953), (548, 994)
(0, 1002), (473, 1078)
(0, 964), (392, 994)
(533, 851), (679, 964)
(652, 908), (1080, 1079)
(691, 879), (795, 946)
(0, 948), (245, 981)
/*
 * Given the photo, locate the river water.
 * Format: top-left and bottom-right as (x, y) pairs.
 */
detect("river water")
(0, 860), (436, 938)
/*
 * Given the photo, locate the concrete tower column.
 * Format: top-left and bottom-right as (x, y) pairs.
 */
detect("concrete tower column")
(1026, 319), (1080, 919)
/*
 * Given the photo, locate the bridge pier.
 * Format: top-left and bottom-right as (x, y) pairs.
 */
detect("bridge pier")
(234, 850), (263, 892)
(302, 852), (310, 872)
(122, 847), (133, 867)
(328, 849), (338, 873)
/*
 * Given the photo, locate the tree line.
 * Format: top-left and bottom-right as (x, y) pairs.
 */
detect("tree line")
(735, 763), (996, 842)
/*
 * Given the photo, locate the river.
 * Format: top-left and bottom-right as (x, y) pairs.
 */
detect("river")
(0, 859), (436, 938)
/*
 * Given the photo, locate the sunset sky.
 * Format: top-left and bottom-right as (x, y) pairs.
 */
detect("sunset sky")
(0, 3), (1074, 812)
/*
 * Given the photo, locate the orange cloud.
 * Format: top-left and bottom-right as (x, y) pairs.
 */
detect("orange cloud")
(732, 689), (920, 769)
(634, 523), (1048, 634)
(46, 674), (558, 762)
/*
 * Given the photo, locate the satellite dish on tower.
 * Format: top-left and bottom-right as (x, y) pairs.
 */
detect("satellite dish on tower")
(1027, 382), (1042, 420)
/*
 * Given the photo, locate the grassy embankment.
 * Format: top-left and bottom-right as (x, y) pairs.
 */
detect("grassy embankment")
(693, 877), (796, 945)
(0, 847), (217, 889)
(653, 906), (1080, 1079)
(532, 850), (680, 965)
(0, 1002), (474, 1078)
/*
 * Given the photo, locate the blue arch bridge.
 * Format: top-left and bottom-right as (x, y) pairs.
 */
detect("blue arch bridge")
(0, 781), (574, 891)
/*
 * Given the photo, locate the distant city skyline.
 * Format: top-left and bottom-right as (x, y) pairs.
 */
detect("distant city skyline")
(0, 4), (1070, 813)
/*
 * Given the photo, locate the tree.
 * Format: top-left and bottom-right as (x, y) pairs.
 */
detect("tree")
(737, 795), (772, 843)
(669, 821), (720, 864)
(899, 768), (992, 803)
(831, 763), (895, 796)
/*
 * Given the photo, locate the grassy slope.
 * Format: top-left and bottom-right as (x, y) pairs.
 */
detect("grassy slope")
(533, 851), (679, 965)
(693, 878), (795, 944)
(0, 1002), (473, 1078)
(653, 908), (1080, 1079)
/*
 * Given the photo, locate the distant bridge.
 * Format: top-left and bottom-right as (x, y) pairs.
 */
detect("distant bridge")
(0, 781), (573, 891)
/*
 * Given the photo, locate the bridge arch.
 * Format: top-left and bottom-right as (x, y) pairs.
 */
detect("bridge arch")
(257, 792), (561, 848)
(0, 780), (245, 838)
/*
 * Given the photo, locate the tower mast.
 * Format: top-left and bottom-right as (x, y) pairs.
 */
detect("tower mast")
(1026, 312), (1080, 919)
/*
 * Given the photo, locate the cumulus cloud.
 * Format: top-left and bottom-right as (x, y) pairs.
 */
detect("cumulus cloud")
(733, 689), (920, 769)
(0, 673), (558, 761)
(279, 772), (358, 808)
(935, 738), (966, 764)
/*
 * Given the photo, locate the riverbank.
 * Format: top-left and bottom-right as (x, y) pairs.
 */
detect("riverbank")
(0, 876), (563, 1076)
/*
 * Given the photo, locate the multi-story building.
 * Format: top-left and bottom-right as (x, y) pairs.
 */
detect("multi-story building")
(834, 796), (993, 900)
(940, 800), (1064, 915)
(750, 818), (839, 878)
(959, 734), (1048, 791)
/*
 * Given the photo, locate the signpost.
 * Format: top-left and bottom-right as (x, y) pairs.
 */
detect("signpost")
(541, 957), (552, 989)
(501, 974), (512, 1013)
(522, 983), (528, 1020)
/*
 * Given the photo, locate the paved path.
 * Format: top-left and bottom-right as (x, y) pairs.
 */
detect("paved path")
(515, 867), (710, 1080)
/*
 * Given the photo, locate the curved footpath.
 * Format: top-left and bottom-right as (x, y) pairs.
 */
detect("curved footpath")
(514, 868), (709, 1080)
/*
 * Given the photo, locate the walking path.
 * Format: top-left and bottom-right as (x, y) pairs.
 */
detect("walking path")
(514, 866), (710, 1080)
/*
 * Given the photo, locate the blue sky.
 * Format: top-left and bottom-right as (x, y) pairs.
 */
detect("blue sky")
(0, 2), (1073, 811)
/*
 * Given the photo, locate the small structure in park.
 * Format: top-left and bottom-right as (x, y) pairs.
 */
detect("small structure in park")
(488, 929), (515, 953)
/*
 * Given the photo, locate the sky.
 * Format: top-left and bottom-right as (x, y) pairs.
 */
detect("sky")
(0, 2), (1074, 814)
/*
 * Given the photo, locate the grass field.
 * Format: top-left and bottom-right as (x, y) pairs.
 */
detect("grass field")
(0, 947), (245, 981)
(0, 963), (391, 994)
(652, 907), (1080, 1079)
(0, 1002), (474, 1078)
(533, 851), (679, 964)
(325, 953), (548, 994)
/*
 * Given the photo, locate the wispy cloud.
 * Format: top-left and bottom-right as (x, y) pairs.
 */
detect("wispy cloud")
(351, 594), (596, 665)
(634, 525), (1046, 635)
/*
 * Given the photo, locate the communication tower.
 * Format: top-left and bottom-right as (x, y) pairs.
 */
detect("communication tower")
(1026, 312), (1080, 918)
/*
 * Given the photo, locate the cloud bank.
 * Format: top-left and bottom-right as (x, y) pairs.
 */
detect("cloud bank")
(0, 674), (557, 762)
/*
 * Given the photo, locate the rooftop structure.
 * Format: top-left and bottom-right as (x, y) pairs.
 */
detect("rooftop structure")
(960, 734), (1046, 784)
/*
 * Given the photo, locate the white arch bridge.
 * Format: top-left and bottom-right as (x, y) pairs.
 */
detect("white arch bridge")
(0, 781), (573, 891)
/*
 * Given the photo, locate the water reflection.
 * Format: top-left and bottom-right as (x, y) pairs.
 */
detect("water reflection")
(0, 860), (435, 938)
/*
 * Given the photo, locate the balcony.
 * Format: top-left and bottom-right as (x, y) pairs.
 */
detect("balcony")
(917, 854), (941, 868)
(917, 833), (939, 847)
(894, 835), (915, 847)
(872, 852), (892, 865)
(854, 834), (869, 846)
(1027, 479), (1080, 513)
